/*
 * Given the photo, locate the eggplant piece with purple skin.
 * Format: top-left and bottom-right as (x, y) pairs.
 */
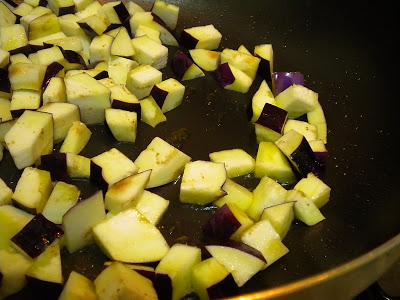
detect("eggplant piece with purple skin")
(1, 0), (17, 8)
(29, 43), (53, 54)
(24, 276), (63, 300)
(127, 268), (172, 300)
(60, 48), (87, 68)
(171, 50), (205, 81)
(0, 69), (11, 98)
(93, 70), (108, 80)
(11, 214), (63, 258)
(216, 63), (252, 93)
(255, 103), (288, 142)
(42, 62), (64, 90)
(39, 153), (71, 183)
(272, 71), (305, 95)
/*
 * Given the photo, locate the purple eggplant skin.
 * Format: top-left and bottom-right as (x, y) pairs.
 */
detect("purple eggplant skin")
(38, 0), (47, 7)
(257, 57), (272, 82)
(9, 45), (31, 56)
(171, 51), (193, 80)
(272, 72), (305, 95)
(0, 270), (3, 286)
(180, 30), (198, 50)
(131, 269), (172, 300)
(2, 0), (17, 8)
(290, 137), (319, 178)
(93, 70), (108, 80)
(42, 62), (64, 90)
(150, 85), (168, 109)
(89, 162), (108, 193)
(39, 153), (71, 183)
(114, 2), (130, 24)
(209, 240), (267, 263)
(77, 23), (98, 39)
(25, 277), (63, 300)
(111, 100), (141, 119)
(207, 274), (238, 299)
(58, 5), (75, 16)
(203, 204), (241, 242)
(10, 109), (30, 119)
(105, 23), (121, 32)
(60, 49), (87, 68)
(313, 151), (328, 177)
(216, 63), (235, 88)
(29, 43), (53, 54)
(0, 69), (11, 94)
(11, 214), (64, 259)
(255, 103), (288, 134)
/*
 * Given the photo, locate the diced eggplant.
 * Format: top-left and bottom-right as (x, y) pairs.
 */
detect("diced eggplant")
(214, 179), (253, 212)
(60, 121), (92, 154)
(62, 190), (106, 253)
(203, 203), (253, 242)
(0, 179), (12, 206)
(0, 69), (11, 99)
(42, 182), (80, 225)
(38, 102), (80, 143)
(139, 95), (167, 127)
(93, 208), (169, 263)
(275, 84), (318, 118)
(180, 24), (222, 50)
(272, 71), (304, 96)
(284, 119), (318, 143)
(0, 247), (32, 298)
(45, 36), (84, 53)
(294, 172), (331, 209)
(26, 240), (63, 284)
(247, 176), (288, 221)
(9, 53), (31, 64)
(307, 101), (327, 144)
(255, 103), (288, 143)
(126, 64), (163, 99)
(132, 190), (169, 225)
(0, 120), (16, 147)
(135, 24), (162, 44)
(28, 13), (61, 40)
(60, 48), (87, 69)
(254, 44), (273, 82)
(5, 110), (53, 169)
(0, 49), (10, 69)
(287, 190), (325, 226)
(240, 220), (289, 266)
(237, 45), (251, 55)
(221, 48), (260, 80)
(132, 35), (168, 70)
(216, 63), (252, 94)
(0, 24), (28, 53)
(11, 214), (63, 258)
(255, 141), (296, 184)
(43, 77), (67, 104)
(10, 89), (41, 118)
(156, 244), (201, 300)
(126, 0), (144, 15)
(91, 148), (137, 191)
(95, 262), (158, 300)
(309, 139), (328, 173)
(275, 129), (318, 177)
(66, 153), (90, 179)
(0, 1), (17, 24)
(42, 62), (64, 90)
(8, 62), (47, 91)
(151, 0), (179, 30)
(209, 149), (255, 178)
(205, 241), (266, 287)
(151, 78), (185, 113)
(105, 108), (137, 143)
(12, 2), (34, 20)
(59, 271), (97, 300)
(89, 34), (113, 64)
(0, 98), (12, 122)
(189, 49), (220, 72)
(180, 160), (227, 205)
(105, 170), (150, 213)
(172, 50), (205, 81)
(111, 27), (135, 57)
(78, 14), (110, 37)
(74, 1), (101, 19)
(110, 84), (140, 115)
(47, 0), (74, 16)
(101, 1), (130, 27)
(108, 56), (138, 85)
(192, 258), (231, 300)
(261, 202), (294, 239)
(134, 136), (191, 188)
(65, 73), (111, 124)
(39, 152), (71, 183)
(250, 80), (276, 122)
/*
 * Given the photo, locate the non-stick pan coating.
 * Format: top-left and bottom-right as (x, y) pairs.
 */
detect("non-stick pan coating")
(2, 0), (399, 299)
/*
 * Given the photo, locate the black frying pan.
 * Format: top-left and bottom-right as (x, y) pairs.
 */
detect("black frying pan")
(2, 0), (400, 299)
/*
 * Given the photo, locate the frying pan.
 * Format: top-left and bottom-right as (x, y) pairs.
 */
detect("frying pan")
(2, 0), (400, 299)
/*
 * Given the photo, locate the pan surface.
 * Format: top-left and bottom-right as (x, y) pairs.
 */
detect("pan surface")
(2, 0), (400, 299)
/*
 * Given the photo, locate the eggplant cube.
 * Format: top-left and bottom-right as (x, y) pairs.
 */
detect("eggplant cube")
(0, 179), (12, 206)
(78, 14), (110, 37)
(110, 85), (140, 114)
(60, 121), (92, 154)
(10, 89), (41, 117)
(307, 102), (327, 144)
(108, 56), (138, 85)
(0, 49), (10, 68)
(42, 182), (80, 225)
(214, 179), (253, 212)
(294, 172), (331, 209)
(254, 44), (274, 82)
(38, 103), (80, 143)
(93, 208), (169, 263)
(62, 191), (106, 253)
(134, 137), (191, 188)
(135, 24), (162, 44)
(272, 71), (304, 95)
(152, 0), (179, 30)
(0, 2), (16, 26)
(9, 63), (47, 91)
(28, 13), (62, 40)
(59, 271), (97, 300)
(5, 111), (53, 169)
(132, 35), (168, 70)
(209, 148), (255, 178)
(261, 202), (294, 239)
(151, 78), (185, 113)
(89, 34), (113, 65)
(180, 160), (227, 205)
(189, 49), (221, 72)
(256, 103), (288, 137)
(47, 0), (75, 16)
(95, 262), (158, 300)
(287, 190), (326, 226)
(105, 108), (137, 143)
(0, 24), (28, 52)
(66, 153), (91, 179)
(216, 63), (252, 94)
(251, 80), (276, 123)
(181, 24), (222, 50)
(0, 98), (12, 122)
(133, 190), (169, 225)
(30, 46), (64, 66)
(275, 84), (318, 118)
(65, 73), (111, 124)
(91, 148), (138, 189)
(172, 50), (205, 81)
(111, 27), (135, 57)
(139, 96), (167, 128)
(221, 49), (260, 80)
(11, 214), (63, 258)
(155, 244), (201, 300)
(0, 205), (33, 249)
(43, 77), (67, 104)
(283, 119), (318, 142)
(126, 64), (162, 99)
